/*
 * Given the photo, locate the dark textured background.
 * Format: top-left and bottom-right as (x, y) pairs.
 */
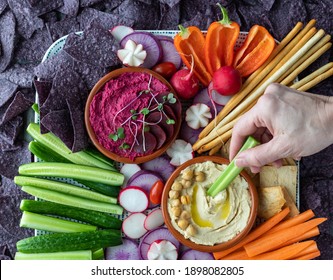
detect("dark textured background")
(0, 0), (332, 260)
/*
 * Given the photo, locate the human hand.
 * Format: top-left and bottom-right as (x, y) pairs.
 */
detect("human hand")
(229, 83), (333, 173)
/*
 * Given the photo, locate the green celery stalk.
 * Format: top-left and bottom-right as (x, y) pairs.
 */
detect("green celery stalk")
(21, 186), (123, 215)
(15, 250), (92, 260)
(26, 123), (116, 171)
(18, 162), (124, 186)
(207, 136), (260, 197)
(20, 211), (97, 233)
(15, 176), (117, 204)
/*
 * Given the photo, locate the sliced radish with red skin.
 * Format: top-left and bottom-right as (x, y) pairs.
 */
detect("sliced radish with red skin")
(120, 164), (141, 187)
(193, 88), (223, 114)
(185, 103), (212, 129)
(179, 122), (203, 145)
(105, 238), (141, 260)
(144, 208), (164, 230)
(139, 227), (180, 260)
(118, 186), (148, 213)
(122, 212), (147, 239)
(147, 239), (178, 260)
(125, 170), (163, 208)
(141, 155), (175, 183)
(111, 25), (134, 42)
(166, 139), (194, 166)
(180, 249), (214, 260)
(211, 89), (233, 106)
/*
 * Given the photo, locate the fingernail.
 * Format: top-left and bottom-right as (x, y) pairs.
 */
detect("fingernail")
(235, 156), (247, 167)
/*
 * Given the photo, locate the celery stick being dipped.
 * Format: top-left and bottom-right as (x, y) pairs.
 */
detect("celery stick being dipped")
(207, 136), (260, 197)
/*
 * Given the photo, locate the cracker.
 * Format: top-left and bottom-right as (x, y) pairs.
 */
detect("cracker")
(258, 186), (286, 219)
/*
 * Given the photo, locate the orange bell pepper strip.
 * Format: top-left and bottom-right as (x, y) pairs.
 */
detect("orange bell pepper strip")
(174, 25), (212, 86)
(233, 25), (275, 77)
(204, 4), (240, 76)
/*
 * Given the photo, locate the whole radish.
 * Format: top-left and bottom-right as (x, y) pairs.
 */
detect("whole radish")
(212, 66), (242, 96)
(170, 68), (200, 99)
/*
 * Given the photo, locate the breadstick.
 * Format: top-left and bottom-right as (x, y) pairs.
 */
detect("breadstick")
(290, 62), (333, 90)
(280, 42), (332, 86)
(296, 66), (333, 92)
(198, 129), (232, 154)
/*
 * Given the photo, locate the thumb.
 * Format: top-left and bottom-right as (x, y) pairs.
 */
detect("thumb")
(234, 139), (283, 168)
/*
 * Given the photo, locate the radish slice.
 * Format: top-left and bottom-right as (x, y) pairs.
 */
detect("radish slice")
(118, 186), (148, 213)
(166, 139), (194, 166)
(180, 249), (214, 260)
(117, 39), (147, 67)
(159, 39), (182, 69)
(144, 208), (164, 231)
(179, 122), (203, 145)
(126, 170), (163, 208)
(147, 240), (178, 260)
(111, 25), (134, 42)
(139, 227), (180, 260)
(211, 89), (233, 106)
(122, 212), (147, 239)
(120, 32), (162, 68)
(185, 103), (212, 129)
(120, 164), (141, 187)
(193, 88), (223, 114)
(140, 155), (175, 182)
(105, 238), (141, 260)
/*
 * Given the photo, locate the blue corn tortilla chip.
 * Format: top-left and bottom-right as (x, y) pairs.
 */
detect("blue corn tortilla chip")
(0, 116), (23, 146)
(57, 0), (79, 17)
(26, 0), (64, 16)
(80, 0), (104, 7)
(7, 0), (44, 39)
(33, 78), (52, 107)
(78, 7), (135, 30)
(0, 140), (31, 179)
(46, 17), (80, 42)
(159, 0), (181, 8)
(15, 28), (53, 65)
(158, 2), (180, 29)
(112, 0), (160, 29)
(0, 0), (7, 15)
(41, 109), (74, 149)
(0, 91), (34, 125)
(0, 79), (18, 107)
(63, 21), (119, 68)
(0, 63), (35, 88)
(0, 10), (16, 73)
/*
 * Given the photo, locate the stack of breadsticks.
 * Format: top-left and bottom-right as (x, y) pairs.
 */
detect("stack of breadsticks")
(193, 19), (333, 155)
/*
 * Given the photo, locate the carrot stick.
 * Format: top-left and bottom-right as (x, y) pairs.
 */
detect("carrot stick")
(280, 227), (320, 247)
(220, 249), (250, 260)
(244, 218), (327, 257)
(293, 251), (321, 260)
(249, 241), (315, 260)
(213, 207), (290, 260)
(266, 209), (315, 235)
(292, 240), (319, 259)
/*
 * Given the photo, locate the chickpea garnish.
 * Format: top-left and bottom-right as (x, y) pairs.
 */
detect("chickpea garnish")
(181, 179), (192, 189)
(186, 224), (197, 236)
(180, 195), (191, 205)
(195, 171), (206, 182)
(171, 181), (183, 191)
(171, 206), (181, 217)
(170, 198), (181, 207)
(182, 169), (193, 181)
(177, 219), (189, 230)
(169, 190), (180, 199)
(180, 210), (191, 220)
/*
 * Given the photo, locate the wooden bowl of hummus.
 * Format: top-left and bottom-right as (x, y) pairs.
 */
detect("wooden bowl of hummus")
(85, 67), (181, 164)
(161, 155), (258, 252)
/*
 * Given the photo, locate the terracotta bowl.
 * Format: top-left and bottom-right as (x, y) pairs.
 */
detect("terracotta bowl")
(161, 155), (258, 253)
(85, 67), (181, 164)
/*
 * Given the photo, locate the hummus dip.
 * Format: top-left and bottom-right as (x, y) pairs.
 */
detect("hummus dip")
(89, 72), (169, 159)
(167, 161), (251, 246)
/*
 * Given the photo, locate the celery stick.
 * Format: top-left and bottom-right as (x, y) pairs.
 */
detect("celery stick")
(26, 123), (116, 171)
(15, 250), (92, 260)
(207, 136), (260, 197)
(20, 211), (97, 233)
(92, 248), (105, 260)
(15, 176), (117, 204)
(31, 103), (39, 114)
(18, 162), (124, 186)
(21, 186), (123, 215)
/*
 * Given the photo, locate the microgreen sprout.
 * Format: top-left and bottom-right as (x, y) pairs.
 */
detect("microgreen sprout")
(109, 127), (125, 141)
